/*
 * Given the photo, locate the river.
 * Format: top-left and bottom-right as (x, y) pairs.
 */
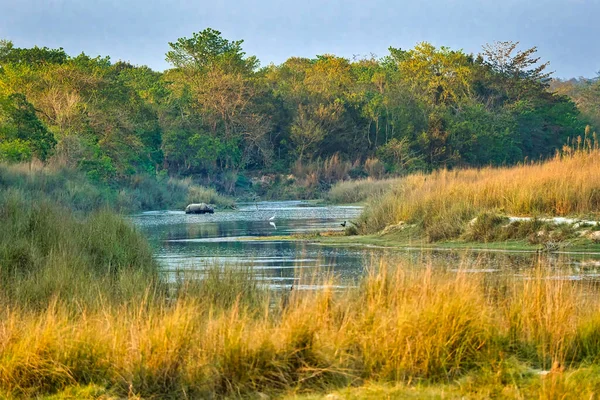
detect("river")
(131, 200), (600, 288)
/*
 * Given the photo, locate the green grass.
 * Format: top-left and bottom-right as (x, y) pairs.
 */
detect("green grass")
(0, 163), (235, 212)
(246, 226), (600, 255)
(125, 173), (235, 211)
(0, 188), (162, 309)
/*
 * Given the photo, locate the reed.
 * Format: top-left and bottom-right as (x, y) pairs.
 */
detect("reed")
(359, 148), (600, 240)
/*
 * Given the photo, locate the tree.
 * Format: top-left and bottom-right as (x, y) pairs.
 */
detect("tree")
(290, 103), (342, 161)
(481, 41), (551, 84)
(397, 42), (473, 107)
(0, 40), (68, 66)
(0, 93), (56, 161)
(165, 28), (258, 73)
(479, 41), (552, 102)
(377, 137), (424, 173)
(164, 29), (272, 172)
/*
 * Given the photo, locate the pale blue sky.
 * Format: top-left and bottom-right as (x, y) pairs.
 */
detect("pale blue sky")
(1, 0), (598, 78)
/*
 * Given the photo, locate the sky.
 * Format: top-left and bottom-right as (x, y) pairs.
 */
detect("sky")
(1, 0), (599, 79)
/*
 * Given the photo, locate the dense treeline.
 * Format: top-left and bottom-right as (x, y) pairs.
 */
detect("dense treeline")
(0, 31), (596, 194)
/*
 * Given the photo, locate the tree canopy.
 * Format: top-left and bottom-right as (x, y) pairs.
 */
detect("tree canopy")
(0, 33), (594, 190)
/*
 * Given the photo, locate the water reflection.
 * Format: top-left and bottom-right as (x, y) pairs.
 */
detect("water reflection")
(130, 201), (600, 287)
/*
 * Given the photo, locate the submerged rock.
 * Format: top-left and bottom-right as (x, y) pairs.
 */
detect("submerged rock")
(185, 203), (214, 214)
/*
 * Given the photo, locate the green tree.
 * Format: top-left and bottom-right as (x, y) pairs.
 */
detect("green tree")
(0, 93), (56, 161)
(397, 42), (473, 107)
(166, 28), (258, 73)
(0, 40), (68, 66)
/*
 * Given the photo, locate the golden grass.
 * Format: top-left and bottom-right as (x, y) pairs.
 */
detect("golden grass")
(360, 149), (600, 240)
(326, 177), (403, 204)
(3, 259), (600, 398)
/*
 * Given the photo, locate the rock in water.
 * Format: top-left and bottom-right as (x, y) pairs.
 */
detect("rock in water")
(185, 203), (214, 214)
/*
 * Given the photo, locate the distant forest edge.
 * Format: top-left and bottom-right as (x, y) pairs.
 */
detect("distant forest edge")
(0, 29), (598, 199)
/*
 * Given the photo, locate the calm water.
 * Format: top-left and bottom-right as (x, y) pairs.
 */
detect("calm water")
(131, 201), (600, 287)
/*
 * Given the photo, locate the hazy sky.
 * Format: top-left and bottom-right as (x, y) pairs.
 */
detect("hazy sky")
(1, 0), (598, 78)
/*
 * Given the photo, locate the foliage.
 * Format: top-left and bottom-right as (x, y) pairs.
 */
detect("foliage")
(0, 34), (593, 192)
(0, 93), (56, 161)
(165, 27), (258, 73)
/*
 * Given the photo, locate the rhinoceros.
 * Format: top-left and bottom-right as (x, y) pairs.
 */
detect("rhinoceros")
(185, 203), (214, 214)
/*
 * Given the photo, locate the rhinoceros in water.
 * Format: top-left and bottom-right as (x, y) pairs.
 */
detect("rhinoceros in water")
(185, 203), (214, 214)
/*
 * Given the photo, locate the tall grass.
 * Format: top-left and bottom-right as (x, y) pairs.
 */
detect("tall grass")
(3, 250), (600, 398)
(126, 174), (235, 211)
(0, 188), (161, 308)
(291, 154), (353, 186)
(0, 163), (234, 212)
(5, 171), (600, 397)
(359, 149), (600, 240)
(326, 177), (403, 204)
(0, 163), (114, 212)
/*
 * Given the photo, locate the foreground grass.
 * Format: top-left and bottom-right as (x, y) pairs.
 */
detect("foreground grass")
(358, 148), (600, 243)
(5, 251), (600, 397)
(0, 188), (161, 308)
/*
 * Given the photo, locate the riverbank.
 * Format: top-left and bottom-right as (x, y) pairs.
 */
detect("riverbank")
(0, 163), (235, 212)
(301, 148), (600, 254)
(250, 229), (600, 255)
(356, 148), (600, 240)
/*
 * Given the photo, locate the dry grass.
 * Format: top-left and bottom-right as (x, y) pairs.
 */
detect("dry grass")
(2, 258), (600, 398)
(360, 148), (600, 240)
(326, 177), (403, 204)
(292, 154), (353, 188)
(5, 164), (600, 398)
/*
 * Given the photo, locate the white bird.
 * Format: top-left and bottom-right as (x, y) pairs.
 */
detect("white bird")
(269, 221), (277, 229)
(269, 215), (276, 221)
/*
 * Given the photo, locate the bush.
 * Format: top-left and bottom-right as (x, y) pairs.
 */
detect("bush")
(463, 211), (509, 242)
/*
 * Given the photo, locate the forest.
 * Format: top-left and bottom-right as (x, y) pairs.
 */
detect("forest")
(1, 29), (598, 197)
